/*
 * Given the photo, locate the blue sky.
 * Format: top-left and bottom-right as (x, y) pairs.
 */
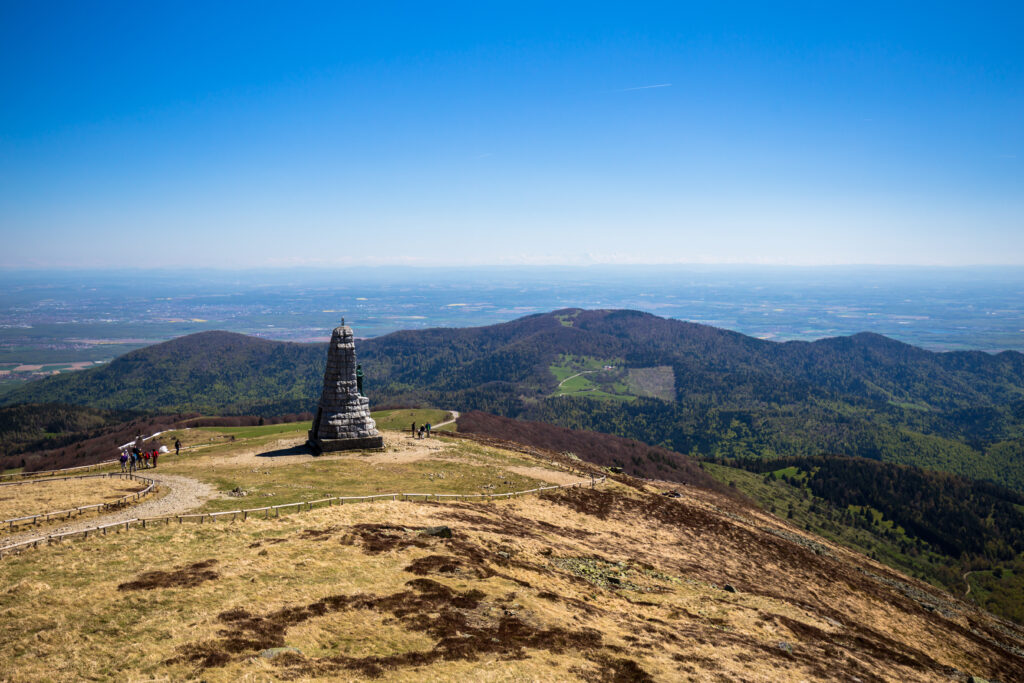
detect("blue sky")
(1, 2), (1022, 268)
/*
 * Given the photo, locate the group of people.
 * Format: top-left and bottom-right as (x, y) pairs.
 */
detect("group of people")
(411, 422), (432, 439)
(119, 447), (158, 472)
(118, 437), (183, 472)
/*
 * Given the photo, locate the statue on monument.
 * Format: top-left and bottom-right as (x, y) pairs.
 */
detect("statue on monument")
(356, 364), (364, 396)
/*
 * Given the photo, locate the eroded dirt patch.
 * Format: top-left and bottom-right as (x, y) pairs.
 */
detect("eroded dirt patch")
(341, 524), (435, 555)
(403, 554), (461, 575)
(171, 577), (604, 678)
(118, 559), (219, 591)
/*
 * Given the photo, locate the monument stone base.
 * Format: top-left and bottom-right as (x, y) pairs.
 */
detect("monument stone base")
(307, 433), (384, 455)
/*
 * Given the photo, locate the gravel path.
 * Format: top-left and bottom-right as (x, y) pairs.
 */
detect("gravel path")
(0, 473), (216, 547)
(434, 410), (460, 428)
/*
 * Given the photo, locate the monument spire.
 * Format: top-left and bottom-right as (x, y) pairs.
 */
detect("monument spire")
(307, 319), (383, 453)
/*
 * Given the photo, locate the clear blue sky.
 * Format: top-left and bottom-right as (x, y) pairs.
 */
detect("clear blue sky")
(1, 2), (1021, 268)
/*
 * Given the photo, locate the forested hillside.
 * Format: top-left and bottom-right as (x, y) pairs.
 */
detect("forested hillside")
(2, 332), (324, 415)
(0, 403), (128, 460)
(5, 309), (1024, 489)
(710, 455), (1024, 624)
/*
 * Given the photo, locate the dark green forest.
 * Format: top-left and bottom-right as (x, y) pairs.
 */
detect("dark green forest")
(0, 403), (128, 460)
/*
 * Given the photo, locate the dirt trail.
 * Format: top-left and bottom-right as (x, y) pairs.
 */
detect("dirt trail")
(963, 570), (974, 596)
(557, 371), (597, 387)
(433, 410), (460, 428)
(0, 473), (216, 547)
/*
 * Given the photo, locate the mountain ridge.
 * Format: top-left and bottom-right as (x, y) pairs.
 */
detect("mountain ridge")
(4, 308), (1024, 489)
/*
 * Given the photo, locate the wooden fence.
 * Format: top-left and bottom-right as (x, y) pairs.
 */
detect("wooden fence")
(1, 472), (157, 532)
(0, 459), (119, 482)
(0, 475), (604, 559)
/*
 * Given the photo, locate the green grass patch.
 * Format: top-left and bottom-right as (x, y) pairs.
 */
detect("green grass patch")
(156, 431), (555, 514)
(183, 409), (451, 445)
(771, 466), (803, 479)
(549, 354), (635, 402)
(194, 422), (312, 439)
(188, 456), (547, 513)
(371, 408), (451, 431)
(967, 565), (1024, 624)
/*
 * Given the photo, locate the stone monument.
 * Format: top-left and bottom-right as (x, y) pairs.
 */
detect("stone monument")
(308, 320), (383, 453)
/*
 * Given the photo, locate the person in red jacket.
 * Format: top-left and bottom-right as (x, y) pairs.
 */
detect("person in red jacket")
(152, 449), (158, 468)
(143, 451), (151, 468)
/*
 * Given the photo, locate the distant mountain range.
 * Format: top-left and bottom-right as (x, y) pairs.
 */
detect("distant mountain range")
(5, 308), (1024, 488)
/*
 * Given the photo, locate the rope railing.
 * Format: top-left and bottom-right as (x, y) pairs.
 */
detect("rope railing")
(0, 475), (605, 559)
(1, 472), (157, 532)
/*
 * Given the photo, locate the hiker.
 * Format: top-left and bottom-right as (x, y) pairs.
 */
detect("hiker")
(143, 451), (151, 468)
(425, 423), (431, 437)
(119, 451), (128, 472)
(174, 438), (181, 456)
(418, 426), (425, 439)
(128, 451), (137, 472)
(411, 422), (416, 436)
(152, 450), (158, 468)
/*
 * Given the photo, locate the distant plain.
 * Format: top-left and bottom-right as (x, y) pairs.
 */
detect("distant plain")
(2, 268), (1022, 382)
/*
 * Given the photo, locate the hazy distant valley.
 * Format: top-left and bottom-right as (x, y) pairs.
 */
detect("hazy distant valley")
(3, 267), (1023, 397)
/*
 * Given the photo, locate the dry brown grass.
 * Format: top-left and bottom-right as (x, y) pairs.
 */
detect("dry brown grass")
(1, 475), (1022, 681)
(0, 476), (145, 524)
(1, 432), (1022, 682)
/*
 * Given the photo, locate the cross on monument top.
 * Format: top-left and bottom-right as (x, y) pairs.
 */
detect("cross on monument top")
(341, 317), (345, 327)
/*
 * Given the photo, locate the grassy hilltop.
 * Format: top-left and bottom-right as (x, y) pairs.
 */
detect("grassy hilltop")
(2, 423), (1022, 681)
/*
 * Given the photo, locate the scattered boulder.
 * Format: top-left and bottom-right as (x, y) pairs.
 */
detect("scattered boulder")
(260, 647), (302, 659)
(420, 526), (452, 538)
(723, 584), (737, 593)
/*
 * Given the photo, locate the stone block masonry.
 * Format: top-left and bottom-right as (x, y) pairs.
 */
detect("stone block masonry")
(308, 324), (384, 453)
